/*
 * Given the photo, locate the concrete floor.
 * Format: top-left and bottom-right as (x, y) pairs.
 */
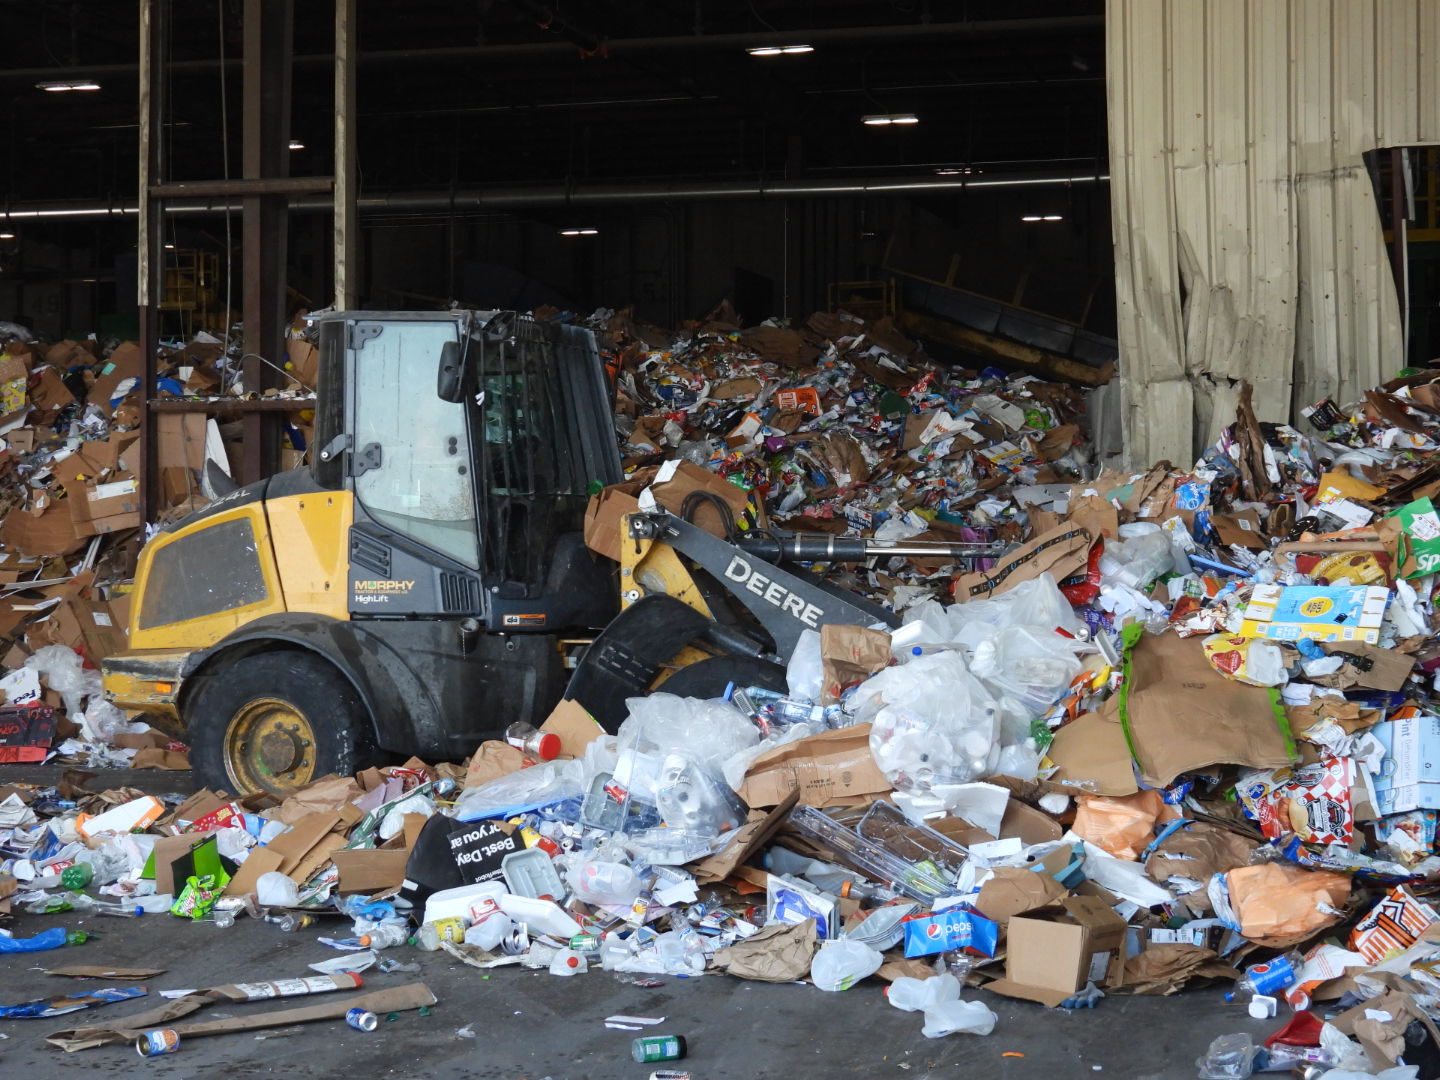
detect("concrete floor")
(0, 766), (1284, 1080)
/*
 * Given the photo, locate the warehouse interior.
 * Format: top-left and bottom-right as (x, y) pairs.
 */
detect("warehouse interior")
(0, 1), (1112, 350)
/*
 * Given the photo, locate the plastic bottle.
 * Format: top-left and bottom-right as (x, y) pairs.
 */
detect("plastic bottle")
(358, 922), (411, 949)
(548, 947), (588, 976)
(278, 913), (315, 933)
(570, 860), (643, 906)
(1224, 953), (1300, 1001)
(1196, 1033), (1259, 1079)
(887, 973), (960, 1012)
(60, 863), (93, 889)
(415, 919), (466, 951)
(68, 893), (143, 917)
(134, 894), (175, 914)
(505, 721), (560, 761)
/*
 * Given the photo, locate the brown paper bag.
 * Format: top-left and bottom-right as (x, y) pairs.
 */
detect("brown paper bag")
(819, 624), (892, 705)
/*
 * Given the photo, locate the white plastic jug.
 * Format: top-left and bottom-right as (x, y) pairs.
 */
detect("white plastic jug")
(887, 973), (960, 1012)
(548, 947), (588, 976)
(499, 893), (581, 939)
(921, 999), (997, 1038)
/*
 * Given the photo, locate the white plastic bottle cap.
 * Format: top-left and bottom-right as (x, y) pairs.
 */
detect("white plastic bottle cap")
(1247, 994), (1277, 1019)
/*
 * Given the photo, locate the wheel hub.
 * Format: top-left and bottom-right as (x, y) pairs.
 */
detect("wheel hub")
(225, 698), (317, 795)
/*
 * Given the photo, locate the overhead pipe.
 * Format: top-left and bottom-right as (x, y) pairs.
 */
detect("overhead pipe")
(0, 172), (1110, 222)
(0, 16), (1102, 82)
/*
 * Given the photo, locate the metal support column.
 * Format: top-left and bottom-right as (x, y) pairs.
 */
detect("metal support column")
(334, 0), (358, 309)
(137, 0), (167, 522)
(240, 0), (294, 483)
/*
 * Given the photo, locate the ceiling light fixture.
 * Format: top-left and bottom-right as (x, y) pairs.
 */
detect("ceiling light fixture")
(862, 113), (918, 126)
(559, 228), (598, 237)
(934, 167), (979, 177)
(1020, 215), (1043, 222)
(288, 139), (304, 150)
(0, 232), (14, 240)
(1043, 214), (1063, 221)
(747, 44), (813, 56)
(1021, 214), (1065, 222)
(36, 80), (101, 92)
(164, 243), (175, 249)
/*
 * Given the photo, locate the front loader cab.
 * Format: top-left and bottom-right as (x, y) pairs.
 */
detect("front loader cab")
(311, 309), (621, 628)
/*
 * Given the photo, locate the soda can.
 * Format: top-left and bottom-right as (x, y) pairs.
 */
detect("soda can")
(631, 1034), (687, 1063)
(499, 923), (530, 955)
(346, 1008), (379, 1032)
(135, 1029), (180, 1057)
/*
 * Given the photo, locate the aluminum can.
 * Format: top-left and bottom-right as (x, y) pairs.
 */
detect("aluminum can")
(135, 1029), (180, 1057)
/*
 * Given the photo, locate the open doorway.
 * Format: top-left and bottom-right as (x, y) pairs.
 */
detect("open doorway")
(1366, 146), (1440, 368)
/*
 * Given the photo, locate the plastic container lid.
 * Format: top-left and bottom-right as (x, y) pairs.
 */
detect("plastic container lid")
(535, 732), (561, 761)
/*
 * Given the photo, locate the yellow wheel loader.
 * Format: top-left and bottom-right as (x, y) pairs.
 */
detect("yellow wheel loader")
(101, 310), (1001, 796)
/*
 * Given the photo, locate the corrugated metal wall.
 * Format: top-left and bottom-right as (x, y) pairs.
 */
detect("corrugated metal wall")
(1107, 0), (1440, 465)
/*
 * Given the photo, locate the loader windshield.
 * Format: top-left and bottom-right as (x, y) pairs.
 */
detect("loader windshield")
(352, 320), (479, 567)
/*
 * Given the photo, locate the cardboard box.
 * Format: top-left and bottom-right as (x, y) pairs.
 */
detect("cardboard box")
(1370, 713), (1440, 815)
(738, 723), (890, 809)
(1240, 584), (1389, 644)
(0, 705), (58, 763)
(985, 896), (1129, 1007)
(583, 460), (756, 562)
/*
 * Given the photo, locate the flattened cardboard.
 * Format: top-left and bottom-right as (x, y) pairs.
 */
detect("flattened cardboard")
(539, 697), (604, 758)
(1122, 631), (1295, 787)
(222, 846), (284, 897)
(1047, 707), (1139, 796)
(738, 723), (889, 808)
(953, 524), (1091, 601)
(332, 848), (410, 893)
(693, 789), (800, 884)
(583, 460), (754, 562)
(265, 811), (345, 878)
(1322, 641), (1415, 691)
(973, 866), (1068, 922)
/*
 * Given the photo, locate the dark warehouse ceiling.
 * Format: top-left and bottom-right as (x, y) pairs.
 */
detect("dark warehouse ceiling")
(0, 0), (1106, 213)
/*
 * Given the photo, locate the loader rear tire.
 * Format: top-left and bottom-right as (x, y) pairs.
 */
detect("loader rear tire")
(186, 651), (373, 797)
(657, 655), (788, 700)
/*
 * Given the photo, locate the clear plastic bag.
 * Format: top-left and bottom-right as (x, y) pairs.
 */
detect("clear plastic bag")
(453, 761), (582, 821)
(940, 574), (1083, 638)
(618, 694), (760, 776)
(1098, 529), (1173, 591)
(969, 625), (1082, 720)
(786, 629), (824, 700)
(856, 652), (1001, 790)
(810, 938), (884, 991)
(654, 752), (746, 838)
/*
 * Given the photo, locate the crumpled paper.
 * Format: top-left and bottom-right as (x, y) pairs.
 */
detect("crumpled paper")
(712, 918), (817, 982)
(1123, 944), (1238, 995)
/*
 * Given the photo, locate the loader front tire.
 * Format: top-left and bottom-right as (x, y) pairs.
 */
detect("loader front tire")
(186, 651), (372, 797)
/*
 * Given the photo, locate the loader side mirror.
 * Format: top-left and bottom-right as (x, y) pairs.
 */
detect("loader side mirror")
(436, 339), (465, 402)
